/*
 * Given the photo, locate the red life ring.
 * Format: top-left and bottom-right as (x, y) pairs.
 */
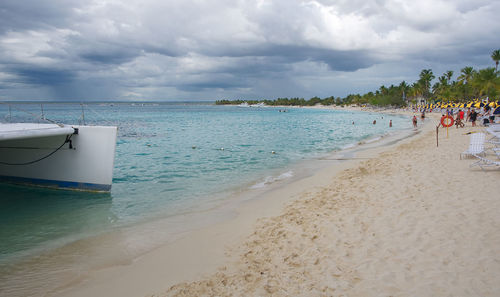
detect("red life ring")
(441, 115), (454, 127)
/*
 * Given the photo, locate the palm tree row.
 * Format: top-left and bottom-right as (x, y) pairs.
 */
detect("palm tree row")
(430, 66), (499, 102)
(348, 49), (500, 106)
(217, 49), (500, 107)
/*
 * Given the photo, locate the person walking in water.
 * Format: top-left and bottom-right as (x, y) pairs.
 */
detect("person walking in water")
(412, 115), (417, 128)
(389, 120), (392, 127)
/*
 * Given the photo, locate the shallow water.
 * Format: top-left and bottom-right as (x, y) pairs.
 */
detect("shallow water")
(0, 102), (411, 296)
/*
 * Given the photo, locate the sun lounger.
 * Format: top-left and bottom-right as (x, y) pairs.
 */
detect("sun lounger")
(487, 124), (500, 132)
(486, 126), (500, 137)
(461, 132), (485, 159)
(485, 128), (500, 147)
(470, 153), (500, 170)
(493, 148), (500, 157)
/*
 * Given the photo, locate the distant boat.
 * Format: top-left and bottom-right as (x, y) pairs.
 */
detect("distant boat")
(237, 102), (250, 107)
(0, 123), (117, 192)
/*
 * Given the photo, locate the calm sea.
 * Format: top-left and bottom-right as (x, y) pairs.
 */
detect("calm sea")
(0, 102), (411, 296)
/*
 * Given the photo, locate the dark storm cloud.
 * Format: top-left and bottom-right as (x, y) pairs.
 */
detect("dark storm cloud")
(10, 67), (76, 86)
(143, 45), (182, 58)
(0, 0), (499, 101)
(177, 80), (247, 92)
(260, 45), (374, 72)
(0, 0), (82, 33)
(79, 47), (142, 65)
(198, 44), (374, 74)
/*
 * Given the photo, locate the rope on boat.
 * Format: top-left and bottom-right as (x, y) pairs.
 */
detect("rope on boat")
(0, 135), (73, 166)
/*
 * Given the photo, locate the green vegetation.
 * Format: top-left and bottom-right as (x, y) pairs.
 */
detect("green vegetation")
(492, 49), (500, 72)
(216, 49), (500, 107)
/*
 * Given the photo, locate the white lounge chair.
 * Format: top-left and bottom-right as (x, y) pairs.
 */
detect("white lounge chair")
(470, 153), (500, 170)
(485, 128), (500, 147)
(487, 124), (500, 132)
(461, 132), (485, 159)
(493, 148), (500, 158)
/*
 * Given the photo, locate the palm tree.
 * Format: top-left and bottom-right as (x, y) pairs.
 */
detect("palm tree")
(418, 69), (435, 99)
(457, 66), (475, 85)
(433, 75), (453, 100)
(473, 67), (499, 98)
(399, 81), (409, 101)
(445, 70), (454, 83)
(457, 67), (477, 100)
(379, 85), (388, 96)
(409, 82), (421, 98)
(492, 49), (500, 72)
(432, 81), (441, 95)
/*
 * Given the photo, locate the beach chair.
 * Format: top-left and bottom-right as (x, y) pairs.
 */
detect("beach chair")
(487, 124), (500, 132)
(488, 136), (500, 148)
(461, 132), (485, 159)
(470, 154), (500, 170)
(485, 128), (500, 147)
(494, 148), (500, 159)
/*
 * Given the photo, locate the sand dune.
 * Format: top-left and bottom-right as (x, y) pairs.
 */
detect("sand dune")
(159, 121), (500, 296)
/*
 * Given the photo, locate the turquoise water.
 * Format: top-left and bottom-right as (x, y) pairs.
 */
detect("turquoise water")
(0, 103), (411, 295)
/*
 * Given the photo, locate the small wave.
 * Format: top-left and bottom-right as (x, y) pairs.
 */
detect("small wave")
(364, 136), (382, 144)
(250, 170), (294, 189)
(342, 143), (357, 150)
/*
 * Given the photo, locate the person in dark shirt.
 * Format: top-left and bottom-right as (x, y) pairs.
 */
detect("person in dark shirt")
(470, 109), (477, 127)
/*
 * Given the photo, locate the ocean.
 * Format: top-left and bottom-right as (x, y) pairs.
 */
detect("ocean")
(0, 102), (412, 296)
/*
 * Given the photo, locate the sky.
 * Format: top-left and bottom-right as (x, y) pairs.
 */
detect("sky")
(0, 0), (499, 101)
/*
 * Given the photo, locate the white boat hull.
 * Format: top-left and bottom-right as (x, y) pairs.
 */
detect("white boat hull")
(0, 125), (117, 192)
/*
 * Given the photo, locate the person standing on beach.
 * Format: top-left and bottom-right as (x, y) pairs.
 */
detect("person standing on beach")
(466, 107), (471, 122)
(470, 109), (477, 127)
(483, 104), (494, 124)
(412, 115), (417, 128)
(455, 112), (464, 128)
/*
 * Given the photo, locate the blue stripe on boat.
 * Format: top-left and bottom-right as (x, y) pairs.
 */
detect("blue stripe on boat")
(0, 175), (111, 192)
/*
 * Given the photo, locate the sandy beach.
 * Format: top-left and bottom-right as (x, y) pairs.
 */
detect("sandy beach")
(53, 112), (500, 297)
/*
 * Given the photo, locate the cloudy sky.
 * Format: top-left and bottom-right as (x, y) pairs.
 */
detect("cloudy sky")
(0, 0), (499, 101)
